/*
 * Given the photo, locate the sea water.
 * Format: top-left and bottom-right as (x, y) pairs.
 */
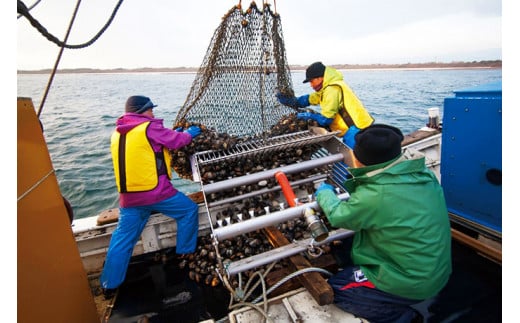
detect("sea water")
(17, 69), (501, 219)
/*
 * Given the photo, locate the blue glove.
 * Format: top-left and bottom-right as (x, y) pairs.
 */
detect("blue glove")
(296, 94), (310, 107)
(175, 127), (184, 132)
(296, 112), (333, 126)
(186, 125), (201, 138)
(315, 182), (335, 197)
(297, 112), (313, 121)
(342, 125), (361, 149)
(276, 93), (310, 108)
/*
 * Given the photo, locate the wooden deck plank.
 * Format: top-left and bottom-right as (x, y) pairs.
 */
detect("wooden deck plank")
(401, 128), (441, 146)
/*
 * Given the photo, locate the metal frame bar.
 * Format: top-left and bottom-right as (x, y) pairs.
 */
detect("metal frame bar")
(226, 228), (355, 276)
(212, 193), (350, 241)
(202, 154), (344, 194)
(207, 174), (328, 208)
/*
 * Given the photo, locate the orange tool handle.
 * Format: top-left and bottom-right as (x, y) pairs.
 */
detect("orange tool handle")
(275, 171), (297, 207)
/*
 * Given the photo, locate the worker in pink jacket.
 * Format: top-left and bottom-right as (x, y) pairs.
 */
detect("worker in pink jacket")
(100, 95), (201, 299)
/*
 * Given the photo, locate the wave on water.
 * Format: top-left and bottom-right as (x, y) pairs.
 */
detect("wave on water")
(17, 69), (501, 219)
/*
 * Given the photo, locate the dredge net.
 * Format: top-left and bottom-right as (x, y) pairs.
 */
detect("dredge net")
(171, 1), (320, 180)
(174, 1), (295, 138)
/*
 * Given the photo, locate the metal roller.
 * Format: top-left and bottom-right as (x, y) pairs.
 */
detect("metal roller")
(225, 228), (355, 276)
(202, 154), (344, 194)
(211, 193), (350, 241)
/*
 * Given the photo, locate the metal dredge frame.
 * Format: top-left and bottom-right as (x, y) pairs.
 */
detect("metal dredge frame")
(190, 129), (355, 276)
(192, 129), (341, 169)
(174, 2), (296, 137)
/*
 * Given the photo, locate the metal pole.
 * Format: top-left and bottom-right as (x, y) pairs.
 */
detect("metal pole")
(207, 174), (327, 208)
(211, 192), (350, 241)
(226, 228), (354, 275)
(202, 153), (344, 194)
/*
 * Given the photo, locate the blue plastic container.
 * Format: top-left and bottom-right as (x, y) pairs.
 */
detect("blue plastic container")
(440, 81), (502, 234)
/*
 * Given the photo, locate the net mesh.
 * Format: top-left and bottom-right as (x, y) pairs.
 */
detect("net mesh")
(174, 2), (296, 137)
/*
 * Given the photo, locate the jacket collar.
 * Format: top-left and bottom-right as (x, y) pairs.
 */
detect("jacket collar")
(349, 148), (425, 178)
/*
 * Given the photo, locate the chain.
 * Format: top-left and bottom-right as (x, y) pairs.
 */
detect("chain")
(17, 0), (125, 49)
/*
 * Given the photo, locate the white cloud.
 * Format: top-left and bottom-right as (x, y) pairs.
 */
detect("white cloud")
(287, 13), (501, 65)
(16, 0), (502, 70)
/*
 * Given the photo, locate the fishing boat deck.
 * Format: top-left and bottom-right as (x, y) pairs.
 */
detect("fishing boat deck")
(90, 236), (500, 322)
(79, 127), (500, 322)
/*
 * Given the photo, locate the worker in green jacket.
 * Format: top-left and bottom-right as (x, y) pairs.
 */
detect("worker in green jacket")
(315, 124), (452, 323)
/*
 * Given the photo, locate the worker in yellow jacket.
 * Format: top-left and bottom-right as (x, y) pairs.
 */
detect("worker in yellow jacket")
(277, 62), (374, 148)
(101, 95), (201, 299)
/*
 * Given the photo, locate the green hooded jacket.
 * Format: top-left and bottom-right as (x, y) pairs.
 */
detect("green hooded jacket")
(317, 149), (452, 300)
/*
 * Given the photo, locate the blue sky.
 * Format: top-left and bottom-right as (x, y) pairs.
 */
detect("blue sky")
(16, 0), (503, 70)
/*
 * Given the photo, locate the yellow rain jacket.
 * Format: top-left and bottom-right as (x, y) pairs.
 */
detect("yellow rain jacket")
(308, 67), (373, 136)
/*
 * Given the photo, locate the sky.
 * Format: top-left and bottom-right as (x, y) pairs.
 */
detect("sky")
(9, 0), (517, 318)
(15, 0), (505, 71)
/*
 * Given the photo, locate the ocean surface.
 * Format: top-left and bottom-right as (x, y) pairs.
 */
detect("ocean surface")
(17, 69), (501, 219)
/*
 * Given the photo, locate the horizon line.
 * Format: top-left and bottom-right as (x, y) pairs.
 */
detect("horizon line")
(17, 60), (502, 73)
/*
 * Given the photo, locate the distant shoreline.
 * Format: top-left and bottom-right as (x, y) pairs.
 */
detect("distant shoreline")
(17, 60), (501, 75)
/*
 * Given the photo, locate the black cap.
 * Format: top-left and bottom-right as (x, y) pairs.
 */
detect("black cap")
(353, 124), (404, 166)
(125, 95), (157, 114)
(303, 62), (326, 83)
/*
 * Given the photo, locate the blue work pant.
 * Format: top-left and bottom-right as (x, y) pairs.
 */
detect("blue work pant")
(328, 266), (419, 323)
(100, 192), (198, 289)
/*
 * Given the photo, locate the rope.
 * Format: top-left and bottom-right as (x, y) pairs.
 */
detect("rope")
(229, 301), (272, 323)
(227, 268), (273, 323)
(37, 0), (82, 117)
(219, 265), (334, 320)
(242, 271), (270, 319)
(17, 0), (41, 19)
(242, 261), (277, 302)
(17, 169), (55, 201)
(17, 0), (125, 49)
(251, 267), (333, 304)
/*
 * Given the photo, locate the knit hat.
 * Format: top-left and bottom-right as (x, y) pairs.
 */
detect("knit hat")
(125, 95), (157, 114)
(353, 124), (404, 166)
(303, 62), (326, 83)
